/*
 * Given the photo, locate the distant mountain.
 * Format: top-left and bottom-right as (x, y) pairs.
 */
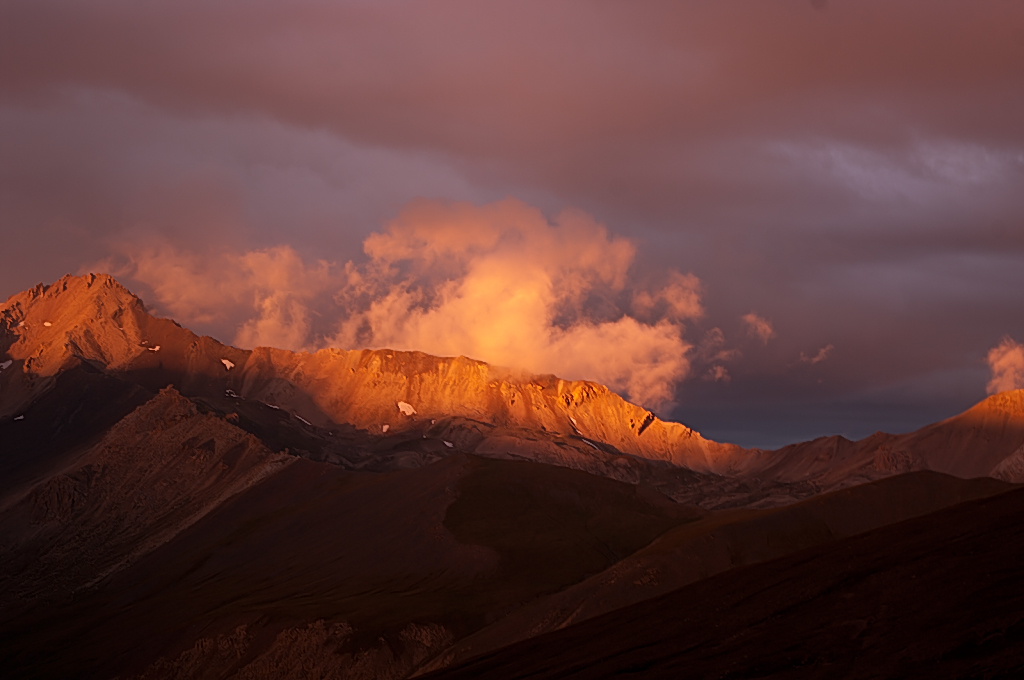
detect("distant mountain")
(2, 273), (1023, 679)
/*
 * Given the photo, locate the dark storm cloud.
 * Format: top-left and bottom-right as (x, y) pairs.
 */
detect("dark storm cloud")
(2, 0), (1023, 446)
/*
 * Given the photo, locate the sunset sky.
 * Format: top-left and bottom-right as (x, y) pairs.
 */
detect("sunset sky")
(2, 0), (1023, 447)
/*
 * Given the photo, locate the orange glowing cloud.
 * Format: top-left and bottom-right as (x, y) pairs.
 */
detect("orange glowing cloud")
(102, 199), (704, 411)
(799, 344), (834, 365)
(331, 199), (700, 410)
(986, 337), (1024, 394)
(95, 242), (341, 352)
(741, 312), (775, 344)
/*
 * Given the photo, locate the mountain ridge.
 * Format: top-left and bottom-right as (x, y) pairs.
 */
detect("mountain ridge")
(5, 273), (1024, 496)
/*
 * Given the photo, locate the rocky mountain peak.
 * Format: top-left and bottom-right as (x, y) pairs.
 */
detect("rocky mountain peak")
(970, 389), (1024, 420)
(1, 273), (151, 376)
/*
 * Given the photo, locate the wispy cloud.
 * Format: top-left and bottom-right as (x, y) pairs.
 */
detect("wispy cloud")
(799, 344), (834, 365)
(742, 312), (775, 344)
(987, 336), (1024, 394)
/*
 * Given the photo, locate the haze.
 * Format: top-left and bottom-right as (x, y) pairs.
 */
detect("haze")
(2, 0), (1023, 447)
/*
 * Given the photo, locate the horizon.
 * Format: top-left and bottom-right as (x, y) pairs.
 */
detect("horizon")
(3, 1), (1024, 448)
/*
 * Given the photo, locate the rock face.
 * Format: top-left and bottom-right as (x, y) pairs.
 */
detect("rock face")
(236, 345), (743, 472)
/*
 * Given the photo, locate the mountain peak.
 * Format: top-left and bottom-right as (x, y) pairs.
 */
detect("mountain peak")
(1, 273), (152, 378)
(963, 389), (1024, 421)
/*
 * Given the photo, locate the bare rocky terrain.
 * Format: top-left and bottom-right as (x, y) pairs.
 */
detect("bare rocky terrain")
(2, 273), (1024, 679)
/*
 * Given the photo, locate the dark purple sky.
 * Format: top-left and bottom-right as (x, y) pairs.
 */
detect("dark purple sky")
(3, 0), (1023, 447)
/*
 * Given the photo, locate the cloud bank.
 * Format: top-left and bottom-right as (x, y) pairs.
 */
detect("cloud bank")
(112, 199), (702, 411)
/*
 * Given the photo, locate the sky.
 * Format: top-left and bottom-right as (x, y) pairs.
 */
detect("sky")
(2, 0), (1023, 448)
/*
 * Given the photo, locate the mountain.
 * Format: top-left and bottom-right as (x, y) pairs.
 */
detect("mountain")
(6, 274), (1024, 504)
(2, 273), (1024, 679)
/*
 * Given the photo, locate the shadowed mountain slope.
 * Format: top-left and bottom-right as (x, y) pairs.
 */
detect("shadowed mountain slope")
(426, 485), (1024, 680)
(421, 470), (1012, 672)
(0, 439), (698, 679)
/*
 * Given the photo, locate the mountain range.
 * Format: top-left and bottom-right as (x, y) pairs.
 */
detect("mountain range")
(2, 273), (1023, 678)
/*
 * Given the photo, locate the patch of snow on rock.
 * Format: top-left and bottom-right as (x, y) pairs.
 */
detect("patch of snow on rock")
(148, 345), (161, 352)
(397, 401), (416, 416)
(221, 359), (235, 370)
(581, 438), (599, 450)
(295, 414), (312, 426)
(443, 440), (454, 448)
(43, 321), (52, 327)
(0, 360), (12, 370)
(14, 415), (24, 421)
(382, 424), (390, 433)
(225, 389), (238, 398)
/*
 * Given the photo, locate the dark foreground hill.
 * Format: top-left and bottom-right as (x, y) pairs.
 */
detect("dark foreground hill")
(426, 484), (1024, 680)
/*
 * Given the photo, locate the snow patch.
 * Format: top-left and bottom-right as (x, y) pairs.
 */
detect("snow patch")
(148, 345), (161, 352)
(581, 438), (599, 450)
(17, 321), (24, 328)
(0, 360), (12, 370)
(221, 359), (235, 370)
(443, 440), (454, 448)
(295, 414), (312, 426)
(382, 424), (390, 433)
(262, 402), (280, 410)
(225, 389), (238, 398)
(43, 321), (52, 327)
(397, 401), (416, 416)
(14, 415), (24, 421)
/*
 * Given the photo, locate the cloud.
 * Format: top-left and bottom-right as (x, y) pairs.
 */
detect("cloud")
(986, 337), (1024, 394)
(105, 199), (702, 411)
(96, 241), (342, 352)
(330, 198), (700, 411)
(742, 313), (775, 344)
(799, 344), (834, 365)
(704, 365), (731, 383)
